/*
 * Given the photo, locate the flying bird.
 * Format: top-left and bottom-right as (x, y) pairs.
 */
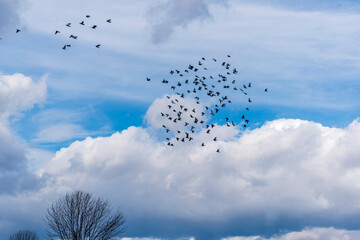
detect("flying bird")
(107, 19), (112, 23)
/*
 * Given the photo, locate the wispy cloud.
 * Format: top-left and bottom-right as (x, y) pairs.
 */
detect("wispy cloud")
(146, 0), (227, 43)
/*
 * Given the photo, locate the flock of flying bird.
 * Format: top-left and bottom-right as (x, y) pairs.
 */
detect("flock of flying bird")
(147, 55), (269, 153)
(0, 16), (269, 154)
(57, 15), (112, 50)
(0, 15), (111, 50)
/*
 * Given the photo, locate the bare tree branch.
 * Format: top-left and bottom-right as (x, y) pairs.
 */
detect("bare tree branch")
(45, 190), (125, 240)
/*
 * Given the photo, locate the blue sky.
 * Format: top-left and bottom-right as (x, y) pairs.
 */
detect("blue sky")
(1, 0), (360, 239)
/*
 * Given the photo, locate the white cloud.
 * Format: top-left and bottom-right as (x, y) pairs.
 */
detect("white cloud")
(223, 227), (360, 240)
(0, 73), (46, 120)
(0, 72), (46, 195)
(35, 116), (360, 224)
(33, 123), (93, 143)
(4, 113), (360, 237)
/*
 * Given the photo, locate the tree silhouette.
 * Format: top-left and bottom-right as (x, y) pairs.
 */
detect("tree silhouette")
(45, 190), (125, 240)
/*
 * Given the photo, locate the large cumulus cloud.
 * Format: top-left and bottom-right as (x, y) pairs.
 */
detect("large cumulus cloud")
(29, 100), (360, 238)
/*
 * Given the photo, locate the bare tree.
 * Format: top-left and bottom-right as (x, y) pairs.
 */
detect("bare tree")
(45, 190), (125, 240)
(9, 230), (39, 240)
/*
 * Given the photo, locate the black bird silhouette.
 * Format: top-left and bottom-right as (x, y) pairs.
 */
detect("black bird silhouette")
(16, 29), (21, 33)
(107, 19), (112, 23)
(80, 21), (85, 25)
(95, 44), (101, 48)
(92, 25), (97, 29)
(146, 78), (150, 82)
(69, 35), (78, 39)
(265, 88), (268, 92)
(86, 15), (91, 18)
(216, 149), (220, 153)
(66, 23), (71, 27)
(55, 30), (60, 34)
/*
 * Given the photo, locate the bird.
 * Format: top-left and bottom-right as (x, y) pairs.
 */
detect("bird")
(107, 19), (112, 23)
(265, 88), (268, 92)
(66, 23), (71, 27)
(91, 25), (97, 29)
(16, 29), (21, 33)
(146, 54), (267, 153)
(86, 15), (91, 18)
(55, 30), (60, 34)
(146, 78), (150, 82)
(216, 149), (220, 153)
(69, 35), (78, 39)
(95, 44), (101, 48)
(80, 21), (85, 25)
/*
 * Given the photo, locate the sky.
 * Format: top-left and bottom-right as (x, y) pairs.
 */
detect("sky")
(1, 0), (360, 239)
